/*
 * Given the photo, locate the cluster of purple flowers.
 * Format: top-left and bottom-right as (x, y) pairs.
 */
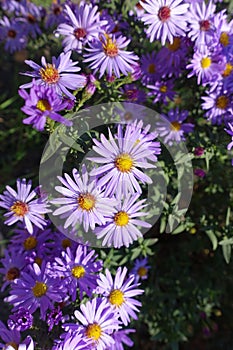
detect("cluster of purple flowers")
(0, 217), (149, 349)
(52, 120), (160, 248)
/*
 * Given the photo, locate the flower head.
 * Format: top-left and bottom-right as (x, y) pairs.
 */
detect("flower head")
(131, 257), (150, 282)
(20, 51), (87, 100)
(95, 193), (151, 248)
(56, 3), (106, 52)
(84, 33), (138, 78)
(97, 267), (144, 325)
(19, 82), (73, 131)
(140, 0), (189, 45)
(51, 165), (117, 231)
(88, 122), (159, 197)
(0, 179), (50, 234)
(74, 298), (119, 350)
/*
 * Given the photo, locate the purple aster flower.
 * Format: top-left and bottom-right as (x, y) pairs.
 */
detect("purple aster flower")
(186, 48), (225, 85)
(187, 0), (216, 50)
(0, 16), (27, 53)
(88, 123), (158, 197)
(6, 262), (65, 320)
(73, 298), (119, 350)
(0, 248), (26, 291)
(83, 33), (139, 78)
(0, 179), (50, 234)
(53, 329), (91, 350)
(51, 165), (117, 231)
(8, 308), (33, 332)
(130, 257), (150, 282)
(120, 84), (146, 103)
(156, 108), (194, 146)
(140, 0), (189, 46)
(0, 321), (21, 350)
(17, 1), (42, 38)
(56, 3), (106, 52)
(201, 86), (233, 124)
(109, 329), (135, 350)
(97, 267), (144, 325)
(194, 168), (206, 178)
(19, 82), (72, 131)
(156, 37), (189, 78)
(51, 245), (102, 300)
(140, 51), (162, 84)
(147, 79), (175, 105)
(20, 51), (87, 100)
(95, 193), (151, 248)
(10, 224), (55, 264)
(113, 103), (147, 124)
(45, 0), (66, 29)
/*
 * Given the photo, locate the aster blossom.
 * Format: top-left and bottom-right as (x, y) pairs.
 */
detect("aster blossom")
(88, 122), (159, 197)
(0, 248), (26, 291)
(56, 3), (107, 52)
(131, 257), (150, 282)
(187, 0), (217, 49)
(83, 33), (139, 78)
(0, 16), (27, 53)
(53, 328), (91, 350)
(51, 245), (102, 300)
(97, 267), (144, 325)
(140, 0), (189, 46)
(95, 193), (151, 248)
(6, 262), (65, 320)
(73, 298), (119, 350)
(20, 51), (87, 100)
(156, 108), (194, 145)
(0, 179), (50, 234)
(51, 165), (117, 231)
(19, 82), (73, 131)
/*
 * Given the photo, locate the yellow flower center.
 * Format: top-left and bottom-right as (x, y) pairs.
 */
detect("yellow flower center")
(6, 267), (20, 281)
(11, 201), (28, 217)
(114, 211), (129, 226)
(40, 64), (60, 84)
(71, 265), (85, 279)
(23, 236), (37, 250)
(115, 153), (133, 172)
(109, 289), (125, 306)
(147, 63), (156, 74)
(222, 63), (233, 77)
(216, 95), (228, 109)
(36, 99), (51, 112)
(103, 35), (118, 57)
(34, 257), (42, 266)
(171, 121), (181, 131)
(5, 342), (18, 350)
(137, 267), (147, 277)
(201, 57), (211, 69)
(78, 193), (96, 211)
(32, 281), (47, 297)
(167, 37), (181, 51)
(160, 85), (167, 93)
(62, 238), (72, 249)
(86, 323), (102, 341)
(220, 32), (229, 46)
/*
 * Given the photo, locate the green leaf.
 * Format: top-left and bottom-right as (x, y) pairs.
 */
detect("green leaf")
(206, 230), (218, 250)
(222, 244), (231, 264)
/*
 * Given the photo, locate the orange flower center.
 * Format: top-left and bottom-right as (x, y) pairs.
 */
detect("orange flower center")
(24, 237), (37, 250)
(220, 32), (229, 46)
(86, 323), (102, 341)
(103, 35), (118, 57)
(137, 266), (147, 277)
(147, 63), (156, 74)
(222, 63), (233, 77)
(11, 201), (28, 217)
(167, 37), (181, 51)
(171, 121), (181, 131)
(216, 95), (228, 109)
(78, 193), (96, 211)
(40, 64), (60, 84)
(8, 30), (17, 38)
